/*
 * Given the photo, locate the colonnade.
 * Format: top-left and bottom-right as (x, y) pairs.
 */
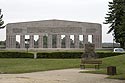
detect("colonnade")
(6, 34), (102, 49)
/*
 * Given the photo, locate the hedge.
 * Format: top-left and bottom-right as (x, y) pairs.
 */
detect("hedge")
(0, 51), (124, 58)
(0, 52), (34, 58)
(97, 52), (125, 58)
(37, 52), (83, 59)
(37, 52), (125, 59)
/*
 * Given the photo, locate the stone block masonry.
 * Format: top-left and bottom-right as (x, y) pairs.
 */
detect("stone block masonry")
(6, 19), (102, 50)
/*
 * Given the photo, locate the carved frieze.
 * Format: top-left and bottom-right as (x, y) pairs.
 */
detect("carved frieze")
(13, 28), (22, 33)
(27, 27), (82, 33)
(86, 28), (96, 33)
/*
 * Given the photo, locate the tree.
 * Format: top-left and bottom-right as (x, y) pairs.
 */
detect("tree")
(0, 9), (5, 29)
(0, 41), (5, 45)
(104, 0), (125, 48)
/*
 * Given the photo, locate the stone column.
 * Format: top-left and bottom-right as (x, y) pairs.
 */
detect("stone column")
(99, 35), (102, 48)
(92, 35), (96, 47)
(6, 35), (10, 48)
(83, 34), (88, 48)
(74, 34), (79, 48)
(6, 35), (16, 48)
(84, 34), (88, 44)
(9, 35), (12, 48)
(20, 35), (25, 48)
(93, 35), (100, 48)
(96, 35), (99, 48)
(7, 35), (16, 48)
(38, 35), (43, 48)
(57, 34), (61, 48)
(48, 34), (52, 48)
(96, 35), (101, 48)
(92, 35), (95, 43)
(82, 35), (84, 48)
(12, 35), (16, 48)
(29, 35), (34, 48)
(65, 34), (70, 48)
(8, 35), (11, 48)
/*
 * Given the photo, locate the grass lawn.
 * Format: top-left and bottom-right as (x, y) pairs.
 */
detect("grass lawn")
(0, 54), (125, 80)
(0, 59), (80, 74)
(81, 55), (125, 80)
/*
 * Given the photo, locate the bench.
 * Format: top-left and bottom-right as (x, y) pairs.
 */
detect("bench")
(80, 59), (102, 69)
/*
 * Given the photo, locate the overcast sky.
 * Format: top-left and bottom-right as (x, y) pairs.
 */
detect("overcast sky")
(0, 0), (113, 43)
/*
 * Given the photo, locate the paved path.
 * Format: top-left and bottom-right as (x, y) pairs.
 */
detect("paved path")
(0, 69), (125, 83)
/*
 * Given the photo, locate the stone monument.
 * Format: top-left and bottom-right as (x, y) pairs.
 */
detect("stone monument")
(80, 43), (102, 69)
(82, 43), (98, 60)
(6, 19), (102, 50)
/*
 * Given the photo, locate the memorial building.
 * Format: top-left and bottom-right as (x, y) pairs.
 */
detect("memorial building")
(6, 19), (102, 50)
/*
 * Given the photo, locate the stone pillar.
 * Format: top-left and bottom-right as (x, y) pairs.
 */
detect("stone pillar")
(83, 34), (88, 48)
(99, 35), (102, 48)
(93, 35), (100, 48)
(96, 35), (100, 48)
(74, 34), (79, 48)
(12, 35), (16, 48)
(7, 35), (16, 48)
(96, 35), (102, 48)
(6, 35), (16, 48)
(8, 35), (11, 48)
(6, 35), (10, 48)
(8, 35), (12, 48)
(82, 35), (84, 48)
(20, 35), (25, 48)
(84, 35), (88, 44)
(48, 34), (52, 48)
(38, 35), (43, 48)
(92, 35), (96, 46)
(92, 35), (95, 43)
(65, 34), (70, 48)
(29, 35), (34, 48)
(57, 34), (61, 48)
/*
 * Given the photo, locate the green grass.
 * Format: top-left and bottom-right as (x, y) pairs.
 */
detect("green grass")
(0, 59), (80, 74)
(81, 54), (125, 80)
(0, 54), (125, 80)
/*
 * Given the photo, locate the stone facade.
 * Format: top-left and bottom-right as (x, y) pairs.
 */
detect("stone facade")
(6, 19), (102, 50)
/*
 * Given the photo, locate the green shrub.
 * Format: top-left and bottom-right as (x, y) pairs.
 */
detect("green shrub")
(0, 52), (34, 58)
(97, 52), (125, 58)
(37, 52), (125, 59)
(37, 52), (83, 59)
(0, 51), (124, 59)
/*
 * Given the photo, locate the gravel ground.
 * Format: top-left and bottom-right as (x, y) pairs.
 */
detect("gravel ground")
(0, 69), (125, 83)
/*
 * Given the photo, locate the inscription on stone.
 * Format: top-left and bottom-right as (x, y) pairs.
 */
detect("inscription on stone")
(13, 28), (22, 33)
(86, 28), (96, 33)
(27, 27), (82, 33)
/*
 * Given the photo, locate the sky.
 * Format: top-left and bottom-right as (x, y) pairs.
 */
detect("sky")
(0, 0), (113, 43)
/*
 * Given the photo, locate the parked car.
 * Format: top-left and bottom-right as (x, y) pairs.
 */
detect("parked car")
(113, 48), (125, 53)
